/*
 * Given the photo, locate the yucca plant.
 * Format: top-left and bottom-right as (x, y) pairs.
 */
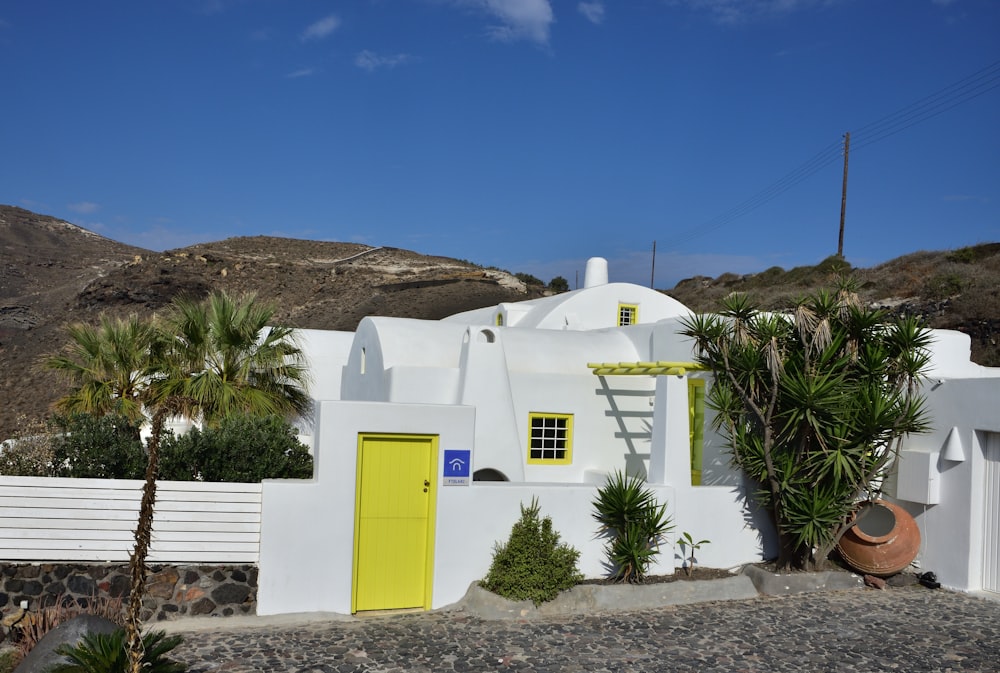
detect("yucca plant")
(51, 629), (186, 673)
(593, 470), (673, 583)
(680, 280), (931, 570)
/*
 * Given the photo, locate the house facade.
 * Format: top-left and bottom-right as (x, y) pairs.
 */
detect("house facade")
(254, 258), (1000, 615)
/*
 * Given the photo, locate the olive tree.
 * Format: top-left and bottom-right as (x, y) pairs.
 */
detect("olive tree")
(680, 283), (930, 570)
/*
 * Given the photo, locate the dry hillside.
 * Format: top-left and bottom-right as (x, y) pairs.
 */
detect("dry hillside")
(0, 205), (545, 440)
(2, 204), (997, 441)
(665, 246), (1000, 368)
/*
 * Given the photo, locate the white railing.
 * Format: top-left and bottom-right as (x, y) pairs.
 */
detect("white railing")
(0, 476), (262, 564)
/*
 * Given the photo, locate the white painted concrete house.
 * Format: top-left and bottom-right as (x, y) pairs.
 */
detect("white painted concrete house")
(890, 329), (1000, 596)
(254, 257), (1000, 616)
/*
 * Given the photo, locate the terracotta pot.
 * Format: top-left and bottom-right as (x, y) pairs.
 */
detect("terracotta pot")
(836, 500), (921, 577)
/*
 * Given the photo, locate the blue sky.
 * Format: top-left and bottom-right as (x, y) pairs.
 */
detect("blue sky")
(1, 1), (997, 288)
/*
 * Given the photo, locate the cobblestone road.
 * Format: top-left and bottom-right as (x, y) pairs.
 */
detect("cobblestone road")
(171, 589), (1000, 673)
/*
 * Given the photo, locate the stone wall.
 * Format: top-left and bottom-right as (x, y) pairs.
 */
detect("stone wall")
(0, 563), (257, 622)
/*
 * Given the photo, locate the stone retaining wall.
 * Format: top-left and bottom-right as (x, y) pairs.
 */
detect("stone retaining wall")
(0, 563), (257, 622)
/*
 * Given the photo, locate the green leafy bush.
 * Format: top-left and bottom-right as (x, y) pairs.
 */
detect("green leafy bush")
(52, 629), (186, 673)
(592, 471), (673, 583)
(481, 497), (582, 605)
(548, 276), (569, 293)
(0, 414), (144, 479)
(159, 414), (312, 482)
(50, 414), (145, 479)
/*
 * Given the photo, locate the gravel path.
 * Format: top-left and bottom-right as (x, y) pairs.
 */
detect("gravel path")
(169, 588), (1000, 672)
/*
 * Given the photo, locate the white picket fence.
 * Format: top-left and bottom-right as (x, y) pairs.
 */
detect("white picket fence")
(0, 476), (262, 564)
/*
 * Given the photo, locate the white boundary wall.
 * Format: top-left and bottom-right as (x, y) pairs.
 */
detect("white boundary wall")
(0, 476), (262, 564)
(257, 398), (769, 616)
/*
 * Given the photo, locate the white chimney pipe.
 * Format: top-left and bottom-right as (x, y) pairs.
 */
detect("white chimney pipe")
(583, 257), (608, 288)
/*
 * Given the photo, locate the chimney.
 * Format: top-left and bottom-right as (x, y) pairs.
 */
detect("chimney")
(583, 257), (608, 288)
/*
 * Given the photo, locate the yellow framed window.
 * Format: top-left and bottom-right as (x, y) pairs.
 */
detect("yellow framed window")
(618, 303), (638, 326)
(527, 413), (573, 464)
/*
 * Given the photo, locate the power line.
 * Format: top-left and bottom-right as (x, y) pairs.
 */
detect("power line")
(851, 59), (1000, 150)
(852, 67), (1000, 152)
(670, 59), (1000, 247)
(668, 140), (843, 246)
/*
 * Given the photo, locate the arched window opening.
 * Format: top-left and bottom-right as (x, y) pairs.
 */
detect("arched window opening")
(473, 468), (509, 482)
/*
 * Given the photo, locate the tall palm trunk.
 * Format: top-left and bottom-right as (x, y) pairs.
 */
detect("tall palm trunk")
(125, 407), (167, 673)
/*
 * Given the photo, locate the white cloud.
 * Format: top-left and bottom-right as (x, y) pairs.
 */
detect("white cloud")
(450, 0), (554, 45)
(301, 14), (341, 42)
(67, 201), (100, 214)
(669, 0), (841, 25)
(355, 50), (413, 72)
(286, 67), (316, 78)
(577, 1), (605, 24)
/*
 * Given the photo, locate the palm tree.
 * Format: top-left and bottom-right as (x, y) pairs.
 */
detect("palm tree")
(153, 291), (311, 427)
(123, 291), (311, 672)
(46, 291), (311, 673)
(44, 314), (158, 428)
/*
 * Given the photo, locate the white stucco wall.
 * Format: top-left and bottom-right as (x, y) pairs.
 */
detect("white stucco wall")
(257, 399), (476, 616)
(433, 481), (677, 608)
(258, 373), (770, 617)
(296, 328), (355, 402)
(924, 329), (995, 379)
(893, 375), (1000, 592)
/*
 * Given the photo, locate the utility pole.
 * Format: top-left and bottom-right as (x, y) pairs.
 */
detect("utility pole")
(650, 240), (656, 289)
(838, 131), (850, 258)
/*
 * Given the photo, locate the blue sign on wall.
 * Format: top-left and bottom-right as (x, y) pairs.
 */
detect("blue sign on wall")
(443, 449), (471, 486)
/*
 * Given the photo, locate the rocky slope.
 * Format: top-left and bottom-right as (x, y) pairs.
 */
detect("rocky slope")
(2, 204), (996, 441)
(0, 205), (544, 440)
(665, 246), (1000, 369)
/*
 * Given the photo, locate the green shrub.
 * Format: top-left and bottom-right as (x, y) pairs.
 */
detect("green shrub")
(515, 272), (544, 286)
(52, 629), (186, 673)
(0, 414), (144, 479)
(924, 272), (964, 300)
(593, 470), (673, 583)
(548, 276), (569, 293)
(948, 246), (977, 263)
(159, 414), (312, 482)
(50, 414), (145, 479)
(481, 497), (582, 605)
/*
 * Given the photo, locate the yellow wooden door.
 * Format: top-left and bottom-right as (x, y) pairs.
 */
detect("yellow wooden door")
(352, 434), (438, 612)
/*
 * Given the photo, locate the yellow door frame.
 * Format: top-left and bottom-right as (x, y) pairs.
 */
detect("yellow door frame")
(352, 433), (439, 612)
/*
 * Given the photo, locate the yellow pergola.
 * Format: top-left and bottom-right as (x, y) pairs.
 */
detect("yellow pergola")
(586, 360), (710, 485)
(586, 361), (708, 376)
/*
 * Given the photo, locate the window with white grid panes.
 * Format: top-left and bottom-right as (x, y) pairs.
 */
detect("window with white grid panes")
(527, 413), (573, 464)
(618, 303), (638, 326)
